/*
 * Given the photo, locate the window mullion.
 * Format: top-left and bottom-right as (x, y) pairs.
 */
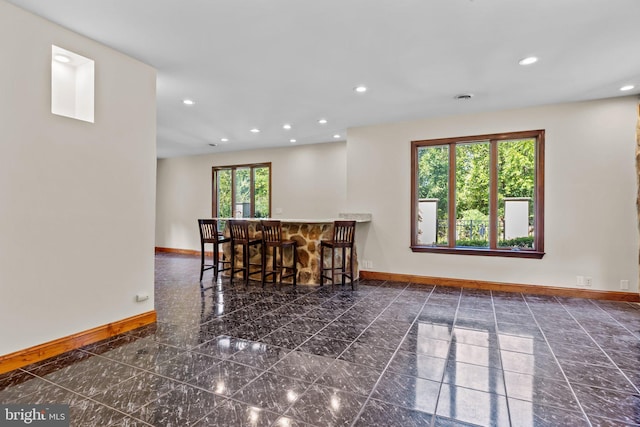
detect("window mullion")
(489, 140), (498, 249)
(448, 143), (456, 248)
(250, 167), (256, 217)
(212, 170), (217, 217)
(231, 168), (236, 218)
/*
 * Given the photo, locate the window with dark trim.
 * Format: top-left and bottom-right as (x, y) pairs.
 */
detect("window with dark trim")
(212, 162), (271, 219)
(411, 130), (544, 258)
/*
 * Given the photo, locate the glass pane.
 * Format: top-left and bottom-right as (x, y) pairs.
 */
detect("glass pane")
(254, 166), (270, 218)
(498, 138), (536, 249)
(216, 169), (232, 220)
(234, 168), (251, 218)
(417, 145), (449, 246)
(455, 142), (490, 247)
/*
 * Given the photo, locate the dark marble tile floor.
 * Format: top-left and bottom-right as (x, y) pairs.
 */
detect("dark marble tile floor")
(1, 253), (639, 426)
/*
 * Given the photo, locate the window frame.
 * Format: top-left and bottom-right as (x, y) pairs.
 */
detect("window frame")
(212, 162), (272, 219)
(411, 130), (545, 259)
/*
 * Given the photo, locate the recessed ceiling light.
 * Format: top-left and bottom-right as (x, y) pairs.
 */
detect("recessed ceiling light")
(183, 99), (195, 105)
(333, 134), (341, 139)
(54, 54), (71, 63)
(250, 128), (260, 133)
(283, 124), (292, 130)
(220, 138), (229, 142)
(454, 93), (474, 100)
(290, 139), (297, 143)
(318, 119), (328, 124)
(620, 85), (635, 91)
(518, 56), (538, 66)
(354, 85), (368, 93)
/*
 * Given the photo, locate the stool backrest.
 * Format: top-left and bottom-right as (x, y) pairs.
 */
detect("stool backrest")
(198, 219), (220, 243)
(332, 220), (356, 244)
(260, 220), (283, 244)
(228, 220), (251, 243)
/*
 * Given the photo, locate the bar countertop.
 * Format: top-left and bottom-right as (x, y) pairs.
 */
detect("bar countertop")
(213, 213), (372, 223)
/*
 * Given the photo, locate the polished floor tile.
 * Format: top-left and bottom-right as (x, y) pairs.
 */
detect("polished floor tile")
(285, 384), (367, 427)
(436, 384), (510, 426)
(232, 371), (310, 414)
(354, 399), (433, 427)
(2, 252), (639, 426)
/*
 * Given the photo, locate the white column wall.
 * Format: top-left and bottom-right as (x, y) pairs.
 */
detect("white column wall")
(0, 2), (157, 355)
(347, 97), (639, 292)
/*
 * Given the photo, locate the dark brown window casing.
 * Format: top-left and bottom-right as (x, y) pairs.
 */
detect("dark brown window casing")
(411, 130), (545, 259)
(212, 162), (272, 219)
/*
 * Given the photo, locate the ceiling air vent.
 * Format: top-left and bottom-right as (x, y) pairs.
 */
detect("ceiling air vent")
(454, 93), (474, 100)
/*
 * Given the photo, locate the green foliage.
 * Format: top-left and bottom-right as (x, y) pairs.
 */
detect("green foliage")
(454, 237), (533, 249)
(235, 168), (251, 204)
(417, 145), (449, 217)
(214, 166), (270, 218)
(254, 167), (270, 218)
(499, 236), (534, 248)
(217, 169), (232, 217)
(498, 139), (535, 200)
(417, 138), (536, 248)
(459, 209), (488, 222)
(456, 142), (490, 215)
(455, 239), (489, 247)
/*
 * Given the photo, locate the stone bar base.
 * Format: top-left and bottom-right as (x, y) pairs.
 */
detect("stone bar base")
(220, 220), (358, 285)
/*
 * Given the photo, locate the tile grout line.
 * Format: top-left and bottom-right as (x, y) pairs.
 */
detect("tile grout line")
(177, 281), (338, 427)
(16, 258), (638, 427)
(347, 283), (438, 427)
(522, 295), (594, 427)
(196, 280), (399, 427)
(577, 299), (640, 396)
(490, 290), (522, 427)
(427, 287), (463, 427)
(15, 367), (155, 426)
(273, 281), (411, 426)
(554, 298), (640, 396)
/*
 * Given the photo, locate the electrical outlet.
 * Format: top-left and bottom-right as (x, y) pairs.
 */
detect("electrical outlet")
(361, 260), (373, 269)
(584, 277), (592, 287)
(576, 276), (584, 286)
(620, 279), (629, 290)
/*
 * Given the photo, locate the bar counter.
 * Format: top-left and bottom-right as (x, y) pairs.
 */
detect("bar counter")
(215, 216), (370, 285)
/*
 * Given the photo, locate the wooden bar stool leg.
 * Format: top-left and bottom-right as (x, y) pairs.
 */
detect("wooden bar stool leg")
(340, 247), (347, 286)
(243, 245), (249, 285)
(320, 246), (324, 286)
(292, 245), (297, 287)
(213, 243), (219, 279)
(349, 247), (354, 289)
(200, 241), (205, 282)
(330, 247), (335, 286)
(261, 243), (266, 286)
(273, 246), (278, 285)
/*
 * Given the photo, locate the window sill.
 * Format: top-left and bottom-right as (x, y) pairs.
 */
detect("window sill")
(411, 245), (545, 259)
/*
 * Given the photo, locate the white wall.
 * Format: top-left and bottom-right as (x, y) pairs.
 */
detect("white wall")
(156, 141), (346, 251)
(347, 97), (639, 293)
(0, 2), (156, 355)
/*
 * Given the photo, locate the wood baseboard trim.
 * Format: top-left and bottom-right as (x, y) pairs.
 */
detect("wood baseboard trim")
(0, 310), (157, 375)
(359, 271), (640, 302)
(155, 246), (201, 256)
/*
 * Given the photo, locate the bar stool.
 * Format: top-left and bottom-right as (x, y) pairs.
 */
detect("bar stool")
(198, 219), (231, 282)
(228, 220), (262, 285)
(320, 220), (357, 289)
(260, 220), (297, 287)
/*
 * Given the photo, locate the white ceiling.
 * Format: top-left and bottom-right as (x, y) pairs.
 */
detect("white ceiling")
(8, 0), (640, 158)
